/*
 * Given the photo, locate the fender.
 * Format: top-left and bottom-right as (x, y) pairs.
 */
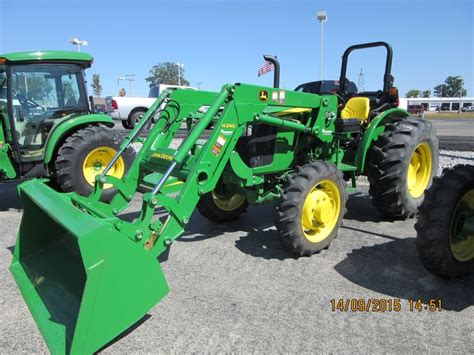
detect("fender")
(355, 108), (410, 173)
(43, 113), (114, 164)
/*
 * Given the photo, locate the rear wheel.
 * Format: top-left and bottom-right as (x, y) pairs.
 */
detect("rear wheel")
(415, 165), (474, 278)
(122, 119), (132, 129)
(55, 125), (135, 201)
(276, 161), (347, 256)
(197, 190), (248, 223)
(368, 118), (438, 218)
(128, 110), (146, 129)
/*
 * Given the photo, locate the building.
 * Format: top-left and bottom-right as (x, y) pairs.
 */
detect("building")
(399, 97), (474, 112)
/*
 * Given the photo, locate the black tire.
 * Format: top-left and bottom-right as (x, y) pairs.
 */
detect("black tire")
(367, 118), (438, 218)
(122, 119), (132, 129)
(128, 110), (146, 129)
(197, 191), (248, 223)
(276, 161), (347, 256)
(55, 125), (135, 201)
(415, 165), (474, 278)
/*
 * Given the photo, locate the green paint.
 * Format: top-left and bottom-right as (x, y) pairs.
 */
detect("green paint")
(355, 108), (410, 173)
(1, 50), (93, 66)
(0, 50), (113, 182)
(43, 114), (114, 164)
(11, 83), (413, 354)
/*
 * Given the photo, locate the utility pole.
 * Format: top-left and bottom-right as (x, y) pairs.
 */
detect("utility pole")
(124, 74), (136, 96)
(176, 63), (184, 86)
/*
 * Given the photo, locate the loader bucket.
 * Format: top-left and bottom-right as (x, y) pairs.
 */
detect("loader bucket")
(10, 180), (169, 354)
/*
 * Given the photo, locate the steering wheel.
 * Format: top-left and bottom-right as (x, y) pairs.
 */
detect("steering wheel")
(320, 91), (346, 107)
(16, 94), (40, 108)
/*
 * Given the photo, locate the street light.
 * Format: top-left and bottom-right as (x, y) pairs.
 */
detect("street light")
(317, 10), (327, 80)
(69, 37), (88, 52)
(176, 62), (184, 86)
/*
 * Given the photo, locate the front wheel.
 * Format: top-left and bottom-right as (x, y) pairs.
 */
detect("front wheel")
(55, 125), (135, 201)
(276, 161), (347, 256)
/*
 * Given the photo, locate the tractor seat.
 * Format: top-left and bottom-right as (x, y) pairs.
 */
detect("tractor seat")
(340, 97), (370, 122)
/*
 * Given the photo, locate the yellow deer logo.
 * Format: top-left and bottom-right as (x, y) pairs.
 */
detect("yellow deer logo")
(259, 90), (269, 102)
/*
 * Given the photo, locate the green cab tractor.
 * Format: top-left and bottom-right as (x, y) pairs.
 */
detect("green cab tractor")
(10, 42), (439, 353)
(0, 51), (134, 199)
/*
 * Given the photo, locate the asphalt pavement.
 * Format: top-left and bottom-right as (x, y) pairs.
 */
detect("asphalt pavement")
(0, 181), (472, 353)
(430, 118), (474, 150)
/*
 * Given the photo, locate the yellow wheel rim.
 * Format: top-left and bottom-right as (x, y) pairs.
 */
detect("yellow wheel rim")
(407, 142), (432, 198)
(211, 191), (246, 211)
(82, 146), (125, 189)
(301, 179), (341, 243)
(450, 189), (474, 262)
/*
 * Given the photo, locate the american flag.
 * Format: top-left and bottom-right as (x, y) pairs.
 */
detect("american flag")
(258, 61), (275, 77)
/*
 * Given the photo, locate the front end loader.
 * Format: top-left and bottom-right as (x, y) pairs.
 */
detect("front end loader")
(10, 42), (439, 353)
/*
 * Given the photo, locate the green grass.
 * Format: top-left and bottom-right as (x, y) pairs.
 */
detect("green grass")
(424, 112), (474, 119)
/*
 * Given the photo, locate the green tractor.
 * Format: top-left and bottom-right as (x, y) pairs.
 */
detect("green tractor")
(10, 42), (438, 353)
(0, 51), (134, 199)
(416, 164), (474, 278)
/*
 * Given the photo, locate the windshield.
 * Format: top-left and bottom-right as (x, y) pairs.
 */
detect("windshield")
(9, 63), (88, 159)
(149, 86), (160, 98)
(11, 63), (87, 117)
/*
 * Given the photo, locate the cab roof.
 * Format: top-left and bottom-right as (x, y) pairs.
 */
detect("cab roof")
(0, 51), (93, 66)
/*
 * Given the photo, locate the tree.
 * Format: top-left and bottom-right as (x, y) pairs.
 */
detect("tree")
(406, 89), (420, 98)
(91, 74), (103, 97)
(434, 76), (467, 97)
(421, 90), (431, 98)
(145, 62), (190, 87)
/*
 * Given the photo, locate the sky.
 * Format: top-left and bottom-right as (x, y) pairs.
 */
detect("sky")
(1, 0), (472, 98)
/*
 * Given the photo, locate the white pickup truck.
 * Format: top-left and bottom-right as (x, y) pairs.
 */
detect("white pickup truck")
(105, 84), (196, 129)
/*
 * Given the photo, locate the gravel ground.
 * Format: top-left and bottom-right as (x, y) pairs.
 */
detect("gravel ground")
(438, 149), (474, 171)
(0, 148), (472, 353)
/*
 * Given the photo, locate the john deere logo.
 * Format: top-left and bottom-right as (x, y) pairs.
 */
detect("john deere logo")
(259, 90), (269, 102)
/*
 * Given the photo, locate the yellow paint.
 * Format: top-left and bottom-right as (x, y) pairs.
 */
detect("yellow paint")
(301, 179), (341, 243)
(164, 181), (184, 188)
(82, 147), (125, 189)
(152, 152), (173, 161)
(407, 142), (432, 198)
(211, 191), (246, 211)
(222, 123), (236, 129)
(341, 97), (370, 121)
(273, 107), (312, 117)
(450, 189), (474, 262)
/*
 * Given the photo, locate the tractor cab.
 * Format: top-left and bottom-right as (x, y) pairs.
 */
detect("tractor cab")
(0, 51), (93, 177)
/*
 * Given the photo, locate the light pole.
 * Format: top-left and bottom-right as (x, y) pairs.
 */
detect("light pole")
(176, 62), (184, 86)
(317, 11), (327, 80)
(69, 37), (88, 52)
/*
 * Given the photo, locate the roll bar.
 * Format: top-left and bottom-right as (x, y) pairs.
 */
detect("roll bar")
(338, 41), (394, 96)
